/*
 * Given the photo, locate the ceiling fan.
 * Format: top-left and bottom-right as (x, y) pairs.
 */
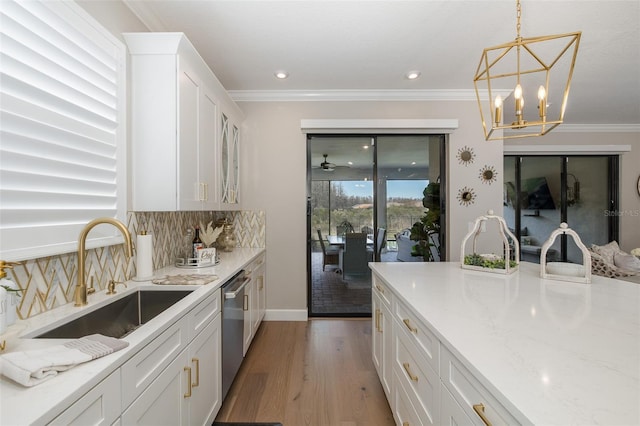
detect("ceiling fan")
(315, 154), (349, 172)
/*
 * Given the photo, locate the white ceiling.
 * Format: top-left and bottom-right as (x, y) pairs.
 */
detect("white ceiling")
(123, 0), (639, 129)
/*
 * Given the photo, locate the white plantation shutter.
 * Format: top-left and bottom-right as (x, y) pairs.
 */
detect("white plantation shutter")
(0, 0), (126, 261)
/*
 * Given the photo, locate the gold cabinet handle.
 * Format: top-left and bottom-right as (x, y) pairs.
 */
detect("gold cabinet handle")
(403, 422), (410, 426)
(243, 294), (248, 311)
(473, 403), (492, 426)
(375, 284), (384, 294)
(403, 318), (417, 333)
(184, 366), (192, 398)
(378, 310), (383, 333)
(374, 308), (380, 332)
(402, 362), (418, 382)
(192, 358), (200, 387)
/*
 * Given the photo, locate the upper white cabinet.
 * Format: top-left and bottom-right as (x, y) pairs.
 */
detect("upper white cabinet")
(124, 33), (243, 211)
(219, 114), (241, 210)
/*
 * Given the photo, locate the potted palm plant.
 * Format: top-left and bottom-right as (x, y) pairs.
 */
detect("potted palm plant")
(410, 182), (441, 261)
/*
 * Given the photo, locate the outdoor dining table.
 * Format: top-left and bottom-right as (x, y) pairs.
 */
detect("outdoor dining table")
(327, 235), (374, 246)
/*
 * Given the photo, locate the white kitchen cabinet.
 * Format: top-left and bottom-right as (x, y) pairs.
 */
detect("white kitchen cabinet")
(243, 253), (266, 355)
(124, 33), (243, 211)
(121, 290), (222, 426)
(121, 347), (190, 425)
(440, 345), (519, 426)
(440, 384), (474, 426)
(188, 318), (222, 426)
(49, 371), (121, 426)
(371, 269), (520, 426)
(219, 114), (241, 210)
(372, 277), (392, 399)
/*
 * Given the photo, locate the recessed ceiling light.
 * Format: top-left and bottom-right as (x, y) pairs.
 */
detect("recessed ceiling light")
(406, 70), (421, 80)
(347, 161), (353, 165)
(274, 70), (289, 79)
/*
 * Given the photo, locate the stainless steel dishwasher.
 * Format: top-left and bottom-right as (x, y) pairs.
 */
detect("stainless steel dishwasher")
(221, 270), (249, 401)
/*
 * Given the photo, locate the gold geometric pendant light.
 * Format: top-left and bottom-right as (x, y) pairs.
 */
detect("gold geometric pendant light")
(474, 0), (581, 140)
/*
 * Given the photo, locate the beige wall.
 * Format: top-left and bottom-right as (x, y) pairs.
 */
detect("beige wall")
(79, 1), (639, 317)
(239, 101), (504, 312)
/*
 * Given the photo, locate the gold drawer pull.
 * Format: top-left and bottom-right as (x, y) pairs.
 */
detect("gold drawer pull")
(403, 318), (417, 333)
(184, 366), (192, 398)
(375, 284), (384, 294)
(403, 422), (410, 426)
(473, 403), (492, 426)
(192, 358), (200, 387)
(402, 362), (418, 382)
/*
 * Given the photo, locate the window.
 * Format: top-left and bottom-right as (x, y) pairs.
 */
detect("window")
(0, 1), (126, 261)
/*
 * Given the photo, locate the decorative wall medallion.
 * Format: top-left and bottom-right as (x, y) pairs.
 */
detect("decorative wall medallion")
(479, 165), (498, 184)
(457, 186), (476, 206)
(457, 146), (475, 166)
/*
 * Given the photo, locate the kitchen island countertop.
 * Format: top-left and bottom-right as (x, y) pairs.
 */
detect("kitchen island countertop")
(369, 261), (640, 425)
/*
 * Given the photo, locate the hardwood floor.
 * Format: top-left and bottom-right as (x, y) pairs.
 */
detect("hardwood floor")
(215, 319), (395, 426)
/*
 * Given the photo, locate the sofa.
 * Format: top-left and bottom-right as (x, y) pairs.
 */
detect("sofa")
(395, 229), (422, 262)
(590, 241), (640, 284)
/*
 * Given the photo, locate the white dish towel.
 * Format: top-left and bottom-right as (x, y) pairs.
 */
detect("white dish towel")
(0, 334), (128, 387)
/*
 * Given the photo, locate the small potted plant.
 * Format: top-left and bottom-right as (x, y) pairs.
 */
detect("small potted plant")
(410, 182), (441, 261)
(460, 210), (519, 274)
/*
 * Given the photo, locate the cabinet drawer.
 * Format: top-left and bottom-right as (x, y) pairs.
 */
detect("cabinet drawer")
(121, 316), (189, 408)
(372, 275), (392, 308)
(440, 346), (520, 426)
(394, 298), (439, 373)
(394, 325), (439, 425)
(50, 371), (121, 426)
(188, 289), (221, 341)
(393, 370), (426, 426)
(245, 254), (265, 278)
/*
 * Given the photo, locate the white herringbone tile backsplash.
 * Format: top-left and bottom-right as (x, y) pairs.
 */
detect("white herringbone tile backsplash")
(9, 210), (265, 319)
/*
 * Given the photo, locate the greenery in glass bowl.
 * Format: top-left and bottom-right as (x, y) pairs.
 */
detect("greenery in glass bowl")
(464, 254), (517, 269)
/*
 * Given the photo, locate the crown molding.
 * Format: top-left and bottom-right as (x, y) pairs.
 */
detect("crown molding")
(549, 124), (640, 133)
(228, 89), (478, 102)
(503, 144), (631, 155)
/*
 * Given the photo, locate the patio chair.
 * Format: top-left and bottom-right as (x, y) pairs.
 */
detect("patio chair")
(317, 229), (340, 271)
(340, 232), (371, 277)
(367, 228), (387, 261)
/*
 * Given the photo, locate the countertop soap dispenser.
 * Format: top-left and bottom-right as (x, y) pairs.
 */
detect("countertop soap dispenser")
(0, 260), (21, 328)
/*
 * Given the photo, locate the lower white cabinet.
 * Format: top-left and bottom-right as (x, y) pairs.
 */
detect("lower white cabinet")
(372, 278), (393, 399)
(121, 318), (221, 426)
(121, 347), (190, 425)
(371, 271), (520, 426)
(50, 371), (121, 425)
(243, 253), (266, 355)
(440, 384), (473, 425)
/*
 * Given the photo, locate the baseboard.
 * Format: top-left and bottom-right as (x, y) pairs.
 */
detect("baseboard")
(264, 309), (308, 321)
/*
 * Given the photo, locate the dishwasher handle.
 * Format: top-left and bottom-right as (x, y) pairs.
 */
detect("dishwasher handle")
(224, 276), (250, 299)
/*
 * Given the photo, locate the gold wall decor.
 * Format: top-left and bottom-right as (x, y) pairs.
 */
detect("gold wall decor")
(457, 146), (475, 166)
(457, 186), (477, 206)
(479, 165), (498, 184)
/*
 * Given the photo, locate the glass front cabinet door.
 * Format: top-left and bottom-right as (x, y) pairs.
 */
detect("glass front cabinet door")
(220, 113), (240, 209)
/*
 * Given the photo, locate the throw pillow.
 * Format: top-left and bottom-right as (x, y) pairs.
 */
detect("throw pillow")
(614, 253), (640, 272)
(591, 241), (622, 265)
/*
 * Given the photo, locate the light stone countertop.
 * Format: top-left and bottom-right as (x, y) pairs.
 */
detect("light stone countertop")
(0, 248), (265, 426)
(369, 261), (640, 425)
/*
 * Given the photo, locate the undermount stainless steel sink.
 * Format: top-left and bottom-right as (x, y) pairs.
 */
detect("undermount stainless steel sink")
(35, 290), (193, 339)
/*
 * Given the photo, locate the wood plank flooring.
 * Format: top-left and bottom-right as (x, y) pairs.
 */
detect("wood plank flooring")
(215, 319), (395, 426)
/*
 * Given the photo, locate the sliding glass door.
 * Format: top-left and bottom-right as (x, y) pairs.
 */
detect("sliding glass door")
(504, 155), (618, 264)
(307, 134), (444, 317)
